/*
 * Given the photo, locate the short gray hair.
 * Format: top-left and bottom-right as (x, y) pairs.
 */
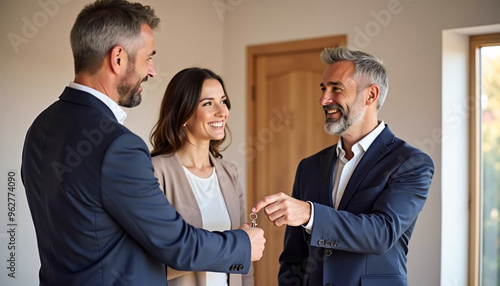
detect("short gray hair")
(70, 0), (160, 74)
(320, 47), (388, 110)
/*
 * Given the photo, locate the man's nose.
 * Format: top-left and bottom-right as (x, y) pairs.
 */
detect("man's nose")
(148, 61), (157, 78)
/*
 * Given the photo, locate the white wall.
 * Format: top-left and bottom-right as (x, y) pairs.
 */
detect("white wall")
(1, 0), (500, 285)
(441, 29), (471, 286)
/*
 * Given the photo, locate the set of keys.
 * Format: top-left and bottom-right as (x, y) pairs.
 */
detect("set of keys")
(249, 213), (258, 228)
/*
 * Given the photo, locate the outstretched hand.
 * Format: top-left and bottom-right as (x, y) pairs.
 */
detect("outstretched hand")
(251, 192), (311, 227)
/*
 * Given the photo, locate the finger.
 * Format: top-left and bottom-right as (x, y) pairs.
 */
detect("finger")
(252, 193), (280, 213)
(263, 192), (295, 217)
(273, 216), (287, 227)
(266, 208), (286, 223)
(251, 200), (270, 213)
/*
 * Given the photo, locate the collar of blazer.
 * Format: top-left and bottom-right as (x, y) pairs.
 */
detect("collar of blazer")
(157, 152), (241, 230)
(326, 125), (395, 210)
(59, 87), (117, 123)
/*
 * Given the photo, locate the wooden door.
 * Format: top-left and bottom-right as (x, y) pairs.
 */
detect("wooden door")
(246, 35), (346, 286)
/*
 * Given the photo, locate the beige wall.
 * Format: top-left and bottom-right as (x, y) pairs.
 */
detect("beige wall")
(1, 0), (500, 285)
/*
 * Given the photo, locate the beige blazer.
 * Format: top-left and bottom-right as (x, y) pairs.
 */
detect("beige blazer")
(152, 153), (254, 286)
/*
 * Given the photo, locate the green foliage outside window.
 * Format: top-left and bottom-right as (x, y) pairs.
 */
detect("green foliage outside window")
(481, 46), (500, 286)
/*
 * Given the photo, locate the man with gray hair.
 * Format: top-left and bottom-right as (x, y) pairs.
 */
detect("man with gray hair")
(21, 0), (264, 285)
(252, 46), (434, 285)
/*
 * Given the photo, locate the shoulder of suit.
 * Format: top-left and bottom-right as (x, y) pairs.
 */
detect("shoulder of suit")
(211, 157), (240, 184)
(151, 153), (178, 167)
(151, 153), (176, 161)
(213, 157), (238, 172)
(213, 156), (232, 166)
(303, 145), (336, 161)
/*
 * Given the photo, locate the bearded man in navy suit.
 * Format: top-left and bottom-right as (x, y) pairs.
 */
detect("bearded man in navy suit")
(21, 0), (265, 285)
(252, 47), (434, 286)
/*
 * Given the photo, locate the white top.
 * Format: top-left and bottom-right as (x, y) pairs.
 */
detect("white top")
(304, 121), (386, 231)
(183, 167), (230, 286)
(69, 82), (127, 124)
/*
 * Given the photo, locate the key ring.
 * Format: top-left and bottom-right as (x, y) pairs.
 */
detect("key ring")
(249, 213), (258, 227)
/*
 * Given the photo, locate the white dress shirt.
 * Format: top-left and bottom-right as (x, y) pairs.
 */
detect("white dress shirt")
(69, 82), (127, 124)
(304, 121), (386, 231)
(183, 167), (231, 286)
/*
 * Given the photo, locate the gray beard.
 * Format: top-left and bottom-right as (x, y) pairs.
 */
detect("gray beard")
(118, 89), (141, 108)
(324, 117), (349, 135)
(118, 77), (145, 108)
(323, 101), (365, 136)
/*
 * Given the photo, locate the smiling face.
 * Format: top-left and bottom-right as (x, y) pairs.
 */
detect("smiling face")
(319, 61), (367, 136)
(117, 24), (157, 108)
(184, 79), (229, 144)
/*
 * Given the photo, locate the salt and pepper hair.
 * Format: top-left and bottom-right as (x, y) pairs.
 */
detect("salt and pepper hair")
(320, 47), (388, 110)
(70, 0), (160, 74)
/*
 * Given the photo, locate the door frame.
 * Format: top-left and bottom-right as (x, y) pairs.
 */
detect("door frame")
(246, 35), (347, 212)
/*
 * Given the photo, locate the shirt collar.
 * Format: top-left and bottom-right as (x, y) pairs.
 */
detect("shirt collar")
(69, 82), (127, 125)
(336, 120), (386, 156)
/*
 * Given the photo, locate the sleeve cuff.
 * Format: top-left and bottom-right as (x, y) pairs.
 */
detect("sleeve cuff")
(302, 201), (314, 234)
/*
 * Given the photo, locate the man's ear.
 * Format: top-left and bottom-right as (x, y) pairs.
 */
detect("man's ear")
(109, 45), (126, 74)
(366, 84), (380, 106)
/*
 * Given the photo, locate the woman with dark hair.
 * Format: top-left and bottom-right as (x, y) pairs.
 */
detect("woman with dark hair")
(150, 67), (254, 286)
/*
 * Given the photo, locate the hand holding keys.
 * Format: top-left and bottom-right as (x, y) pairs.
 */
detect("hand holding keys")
(239, 213), (265, 261)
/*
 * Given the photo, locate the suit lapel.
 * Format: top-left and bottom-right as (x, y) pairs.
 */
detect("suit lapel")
(319, 146), (337, 207)
(169, 154), (204, 227)
(210, 154), (240, 230)
(337, 126), (395, 210)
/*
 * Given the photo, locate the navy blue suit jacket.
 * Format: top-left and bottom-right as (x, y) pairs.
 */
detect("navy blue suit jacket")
(21, 87), (250, 285)
(278, 126), (434, 286)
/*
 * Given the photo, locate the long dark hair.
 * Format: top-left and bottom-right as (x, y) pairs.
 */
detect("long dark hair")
(150, 67), (231, 158)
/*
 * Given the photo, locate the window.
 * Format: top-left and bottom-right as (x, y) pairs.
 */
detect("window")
(469, 33), (500, 286)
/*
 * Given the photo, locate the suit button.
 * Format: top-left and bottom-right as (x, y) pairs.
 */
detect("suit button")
(229, 265), (235, 271)
(324, 249), (332, 256)
(238, 264), (243, 271)
(318, 239), (324, 246)
(332, 241), (338, 247)
(325, 241), (331, 247)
